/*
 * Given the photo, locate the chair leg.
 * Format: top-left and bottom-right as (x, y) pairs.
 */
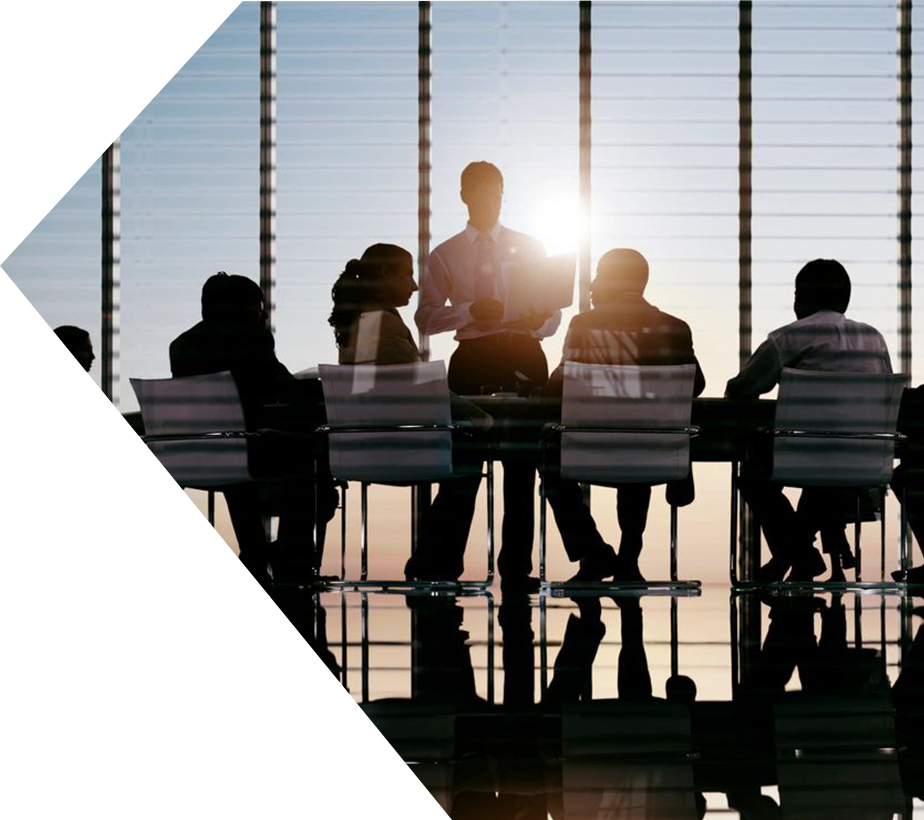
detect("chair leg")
(539, 477), (548, 584)
(207, 490), (215, 527)
(360, 482), (369, 582)
(855, 492), (862, 583)
(670, 503), (679, 583)
(341, 483), (348, 581)
(901, 482), (909, 575)
(880, 486), (887, 583)
(486, 459), (495, 586)
(670, 597), (679, 678)
(730, 461), (740, 587)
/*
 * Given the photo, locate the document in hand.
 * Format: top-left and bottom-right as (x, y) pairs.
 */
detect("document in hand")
(502, 253), (576, 322)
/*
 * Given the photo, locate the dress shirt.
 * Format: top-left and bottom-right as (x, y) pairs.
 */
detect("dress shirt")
(726, 309), (893, 400)
(415, 221), (561, 341)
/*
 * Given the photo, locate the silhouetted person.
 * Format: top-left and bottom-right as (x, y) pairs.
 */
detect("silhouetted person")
(415, 161), (560, 592)
(727, 259), (893, 583)
(543, 249), (706, 583)
(54, 325), (95, 372)
(329, 245), (491, 582)
(170, 272), (333, 583)
(891, 384), (924, 585)
(331, 243), (420, 365)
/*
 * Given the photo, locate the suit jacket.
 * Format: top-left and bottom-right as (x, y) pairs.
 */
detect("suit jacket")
(169, 320), (316, 428)
(546, 295), (706, 399)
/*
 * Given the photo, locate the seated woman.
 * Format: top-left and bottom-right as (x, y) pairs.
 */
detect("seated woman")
(328, 244), (490, 581)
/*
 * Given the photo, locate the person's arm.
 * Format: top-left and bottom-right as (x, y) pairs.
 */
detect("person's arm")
(414, 250), (473, 336)
(681, 324), (706, 397)
(725, 337), (782, 400)
(536, 308), (562, 338)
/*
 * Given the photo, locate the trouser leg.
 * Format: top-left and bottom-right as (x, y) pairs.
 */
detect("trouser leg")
(224, 487), (266, 549)
(412, 475), (481, 580)
(738, 476), (808, 564)
(616, 484), (652, 562)
(498, 458), (536, 579)
(544, 475), (609, 563)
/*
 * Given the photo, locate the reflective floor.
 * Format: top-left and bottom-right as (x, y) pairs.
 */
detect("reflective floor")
(271, 585), (924, 819)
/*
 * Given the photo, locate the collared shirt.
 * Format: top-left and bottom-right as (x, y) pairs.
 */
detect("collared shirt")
(726, 309), (893, 400)
(415, 221), (561, 341)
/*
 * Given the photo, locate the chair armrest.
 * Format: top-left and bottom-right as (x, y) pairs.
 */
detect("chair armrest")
(142, 431), (261, 443)
(771, 429), (907, 442)
(544, 424), (701, 437)
(315, 423), (469, 437)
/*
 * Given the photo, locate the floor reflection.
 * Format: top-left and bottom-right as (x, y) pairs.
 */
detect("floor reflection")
(271, 586), (924, 818)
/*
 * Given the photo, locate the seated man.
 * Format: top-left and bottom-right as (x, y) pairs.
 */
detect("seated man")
(544, 249), (706, 583)
(726, 259), (893, 583)
(170, 272), (332, 583)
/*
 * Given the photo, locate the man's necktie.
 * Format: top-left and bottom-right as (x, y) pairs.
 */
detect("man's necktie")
(473, 233), (497, 302)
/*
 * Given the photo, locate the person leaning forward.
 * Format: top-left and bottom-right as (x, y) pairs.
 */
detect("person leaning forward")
(414, 161), (561, 592)
(543, 249), (706, 584)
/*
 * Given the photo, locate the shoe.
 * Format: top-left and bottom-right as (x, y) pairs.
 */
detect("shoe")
(616, 559), (647, 585)
(839, 546), (856, 570)
(500, 575), (541, 594)
(893, 565), (924, 586)
(828, 564), (846, 583)
(567, 545), (619, 583)
(786, 548), (827, 582)
(756, 557), (790, 584)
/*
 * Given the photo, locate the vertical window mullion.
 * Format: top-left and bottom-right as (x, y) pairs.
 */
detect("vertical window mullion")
(101, 139), (121, 407)
(261, 1), (277, 331)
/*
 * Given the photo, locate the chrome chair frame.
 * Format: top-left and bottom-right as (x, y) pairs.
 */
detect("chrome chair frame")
(730, 429), (909, 590)
(538, 423), (701, 591)
(314, 423), (495, 590)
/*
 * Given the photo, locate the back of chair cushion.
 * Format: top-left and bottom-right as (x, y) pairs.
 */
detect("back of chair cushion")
(130, 373), (251, 487)
(560, 363), (696, 484)
(771, 369), (907, 486)
(319, 362), (454, 483)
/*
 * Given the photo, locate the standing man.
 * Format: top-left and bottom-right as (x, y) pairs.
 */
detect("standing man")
(414, 161), (561, 591)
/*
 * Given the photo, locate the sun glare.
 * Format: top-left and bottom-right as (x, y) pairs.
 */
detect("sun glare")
(529, 193), (588, 257)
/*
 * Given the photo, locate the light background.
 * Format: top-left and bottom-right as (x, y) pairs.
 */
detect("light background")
(3, 1), (921, 586)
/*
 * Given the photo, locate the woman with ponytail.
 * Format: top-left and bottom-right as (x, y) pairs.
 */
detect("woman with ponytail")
(329, 244), (420, 365)
(328, 243), (493, 582)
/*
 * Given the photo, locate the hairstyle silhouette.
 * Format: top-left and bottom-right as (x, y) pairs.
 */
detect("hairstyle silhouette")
(201, 272), (264, 323)
(794, 258), (851, 317)
(329, 244), (413, 349)
(460, 160), (503, 196)
(593, 248), (650, 297)
(53, 325), (94, 372)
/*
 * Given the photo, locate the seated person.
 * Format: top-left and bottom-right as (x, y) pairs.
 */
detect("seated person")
(544, 249), (705, 583)
(54, 325), (95, 372)
(171, 272), (332, 583)
(892, 384), (924, 585)
(328, 244), (490, 582)
(726, 259), (893, 583)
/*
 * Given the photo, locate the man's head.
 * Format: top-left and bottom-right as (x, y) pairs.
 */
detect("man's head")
(201, 272), (266, 327)
(54, 325), (95, 372)
(591, 248), (649, 305)
(794, 259), (851, 319)
(460, 161), (503, 230)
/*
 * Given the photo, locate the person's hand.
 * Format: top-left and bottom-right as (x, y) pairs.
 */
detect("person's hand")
(470, 298), (504, 323)
(503, 309), (552, 331)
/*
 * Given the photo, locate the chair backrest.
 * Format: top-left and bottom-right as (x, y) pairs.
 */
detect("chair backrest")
(560, 362), (697, 484)
(319, 361), (454, 483)
(130, 372), (251, 487)
(771, 368), (908, 487)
